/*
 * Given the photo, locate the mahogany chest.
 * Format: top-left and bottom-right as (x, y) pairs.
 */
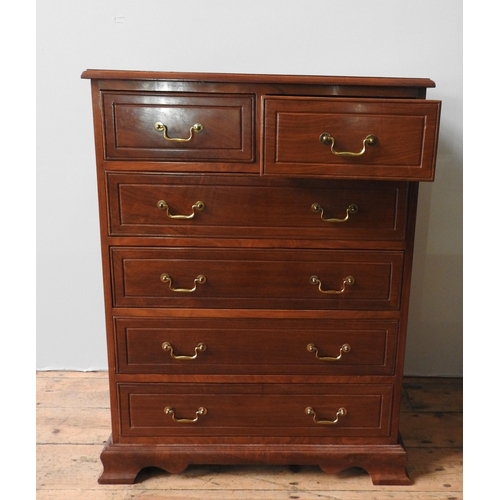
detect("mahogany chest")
(82, 70), (441, 485)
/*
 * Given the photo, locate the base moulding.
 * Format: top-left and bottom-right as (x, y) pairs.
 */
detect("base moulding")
(98, 435), (411, 485)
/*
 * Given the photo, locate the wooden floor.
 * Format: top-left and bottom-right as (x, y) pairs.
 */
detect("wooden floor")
(36, 372), (462, 499)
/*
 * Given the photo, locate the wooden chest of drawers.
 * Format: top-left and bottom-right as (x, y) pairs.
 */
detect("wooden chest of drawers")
(82, 70), (441, 485)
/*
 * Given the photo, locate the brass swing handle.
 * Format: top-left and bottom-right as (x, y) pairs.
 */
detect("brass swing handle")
(157, 200), (205, 219)
(307, 343), (351, 361)
(310, 275), (355, 294)
(311, 203), (358, 223)
(160, 273), (206, 293)
(164, 406), (207, 423)
(154, 121), (204, 142)
(305, 406), (347, 425)
(319, 133), (377, 157)
(162, 342), (207, 360)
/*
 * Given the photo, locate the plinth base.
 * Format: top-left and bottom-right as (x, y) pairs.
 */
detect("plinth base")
(98, 436), (410, 486)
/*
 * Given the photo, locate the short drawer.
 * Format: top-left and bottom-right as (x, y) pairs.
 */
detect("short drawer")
(111, 247), (404, 310)
(263, 97), (440, 181)
(102, 93), (254, 162)
(118, 383), (393, 438)
(114, 317), (398, 375)
(107, 173), (408, 241)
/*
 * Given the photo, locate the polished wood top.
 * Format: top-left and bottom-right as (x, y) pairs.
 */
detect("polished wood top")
(81, 69), (435, 89)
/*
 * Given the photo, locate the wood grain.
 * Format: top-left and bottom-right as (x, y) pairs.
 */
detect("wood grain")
(36, 372), (462, 498)
(81, 72), (443, 486)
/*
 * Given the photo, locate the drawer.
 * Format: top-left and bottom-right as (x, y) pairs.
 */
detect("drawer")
(263, 97), (440, 181)
(102, 93), (254, 162)
(107, 173), (408, 241)
(111, 248), (404, 310)
(114, 317), (398, 375)
(118, 383), (393, 438)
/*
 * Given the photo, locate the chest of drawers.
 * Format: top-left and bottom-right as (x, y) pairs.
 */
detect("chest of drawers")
(82, 70), (441, 485)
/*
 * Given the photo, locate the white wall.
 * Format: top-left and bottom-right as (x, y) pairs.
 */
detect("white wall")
(36, 0), (463, 375)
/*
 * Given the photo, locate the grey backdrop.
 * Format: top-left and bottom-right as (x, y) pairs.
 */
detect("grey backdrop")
(37, 0), (463, 375)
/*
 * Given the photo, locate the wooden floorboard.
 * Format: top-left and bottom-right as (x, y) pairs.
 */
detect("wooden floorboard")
(36, 372), (463, 499)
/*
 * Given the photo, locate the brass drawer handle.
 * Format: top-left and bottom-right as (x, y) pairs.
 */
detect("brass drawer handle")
(305, 406), (347, 425)
(164, 406), (207, 423)
(307, 343), (351, 361)
(160, 273), (206, 293)
(319, 133), (377, 157)
(162, 342), (207, 360)
(154, 121), (204, 142)
(157, 200), (205, 219)
(310, 275), (355, 294)
(311, 203), (358, 223)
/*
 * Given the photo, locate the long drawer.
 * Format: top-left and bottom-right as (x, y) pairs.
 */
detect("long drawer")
(118, 383), (393, 438)
(114, 317), (398, 375)
(263, 97), (440, 181)
(111, 248), (404, 310)
(102, 92), (254, 162)
(107, 173), (408, 240)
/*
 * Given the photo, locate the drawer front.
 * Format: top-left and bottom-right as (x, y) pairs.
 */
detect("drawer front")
(111, 248), (404, 310)
(107, 173), (408, 240)
(102, 93), (254, 162)
(263, 97), (440, 181)
(114, 317), (398, 375)
(118, 383), (393, 438)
